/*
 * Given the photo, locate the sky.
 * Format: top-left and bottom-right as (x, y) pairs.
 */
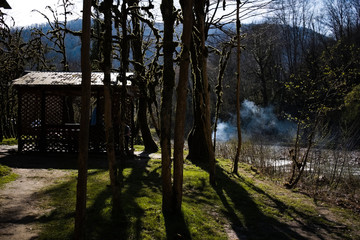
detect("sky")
(2, 0), (266, 28)
(2, 0), (84, 27)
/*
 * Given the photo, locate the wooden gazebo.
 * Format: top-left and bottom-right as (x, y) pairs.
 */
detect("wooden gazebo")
(13, 71), (136, 153)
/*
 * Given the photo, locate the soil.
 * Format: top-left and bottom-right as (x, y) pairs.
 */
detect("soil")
(0, 168), (71, 240)
(0, 145), (72, 240)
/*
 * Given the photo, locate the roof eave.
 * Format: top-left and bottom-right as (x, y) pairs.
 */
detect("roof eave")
(0, 0), (11, 9)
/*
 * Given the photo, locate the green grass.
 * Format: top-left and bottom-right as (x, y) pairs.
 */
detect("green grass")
(0, 138), (18, 145)
(133, 144), (145, 152)
(0, 164), (18, 188)
(36, 157), (359, 240)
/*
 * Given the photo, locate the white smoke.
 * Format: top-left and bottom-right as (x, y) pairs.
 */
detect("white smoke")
(212, 121), (237, 142)
(213, 100), (296, 143)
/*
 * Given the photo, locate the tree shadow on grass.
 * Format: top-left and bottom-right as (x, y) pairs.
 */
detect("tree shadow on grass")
(189, 159), (312, 240)
(215, 167), (307, 240)
(214, 165), (351, 240)
(122, 156), (192, 240)
(119, 156), (150, 240)
(232, 172), (350, 240)
(85, 187), (128, 240)
(33, 161), (135, 240)
(163, 211), (192, 240)
(78, 156), (155, 240)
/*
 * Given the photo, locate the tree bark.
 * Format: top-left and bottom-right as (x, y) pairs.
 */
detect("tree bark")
(173, 0), (193, 212)
(213, 45), (232, 149)
(102, 0), (121, 214)
(188, 0), (216, 185)
(160, 0), (175, 213)
(130, 2), (158, 153)
(74, 0), (91, 239)
(233, 0), (242, 174)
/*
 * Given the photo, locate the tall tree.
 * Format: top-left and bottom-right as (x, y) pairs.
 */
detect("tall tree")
(74, 0), (91, 239)
(114, 0), (130, 155)
(187, 0), (216, 184)
(130, 0), (158, 153)
(160, 0), (175, 213)
(233, 0), (242, 174)
(90, 0), (102, 71)
(0, 13), (24, 141)
(212, 43), (233, 149)
(32, 0), (74, 71)
(173, 0), (193, 212)
(101, 0), (121, 214)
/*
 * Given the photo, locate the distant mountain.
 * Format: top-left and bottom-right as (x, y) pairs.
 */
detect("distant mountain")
(18, 19), (237, 71)
(18, 19), (326, 72)
(20, 19), (83, 71)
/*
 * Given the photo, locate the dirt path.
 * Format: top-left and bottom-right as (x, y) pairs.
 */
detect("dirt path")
(0, 165), (71, 240)
(0, 148), (156, 240)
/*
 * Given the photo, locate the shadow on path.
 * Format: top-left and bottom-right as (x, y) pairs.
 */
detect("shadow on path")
(0, 149), (108, 170)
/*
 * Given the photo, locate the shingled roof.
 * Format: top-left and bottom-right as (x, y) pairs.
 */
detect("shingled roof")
(13, 71), (133, 86)
(0, 0), (11, 9)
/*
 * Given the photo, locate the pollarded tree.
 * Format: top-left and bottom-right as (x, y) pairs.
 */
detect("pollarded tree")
(0, 12), (23, 141)
(212, 42), (234, 149)
(33, 0), (78, 124)
(0, 12), (50, 141)
(129, 0), (158, 153)
(90, 0), (102, 71)
(187, 0), (216, 184)
(32, 0), (75, 71)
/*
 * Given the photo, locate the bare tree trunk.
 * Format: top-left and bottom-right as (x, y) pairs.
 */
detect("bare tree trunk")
(160, 0), (175, 213)
(128, 0), (158, 153)
(288, 123), (301, 184)
(213, 45), (233, 149)
(173, 0), (193, 212)
(74, 0), (91, 239)
(233, 0), (242, 174)
(188, 0), (216, 185)
(138, 98), (158, 152)
(102, 0), (121, 214)
(286, 117), (319, 189)
(117, 0), (129, 156)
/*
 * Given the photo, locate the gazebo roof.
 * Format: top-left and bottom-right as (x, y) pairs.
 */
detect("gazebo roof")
(0, 0), (11, 9)
(13, 71), (133, 87)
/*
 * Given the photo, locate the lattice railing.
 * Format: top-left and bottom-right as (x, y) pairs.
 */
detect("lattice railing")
(18, 89), (134, 153)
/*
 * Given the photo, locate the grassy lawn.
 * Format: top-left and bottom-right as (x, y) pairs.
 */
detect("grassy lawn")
(36, 156), (360, 240)
(0, 164), (18, 188)
(0, 138), (18, 145)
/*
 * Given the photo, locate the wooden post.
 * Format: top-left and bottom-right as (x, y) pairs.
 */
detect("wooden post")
(17, 88), (23, 152)
(40, 90), (46, 152)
